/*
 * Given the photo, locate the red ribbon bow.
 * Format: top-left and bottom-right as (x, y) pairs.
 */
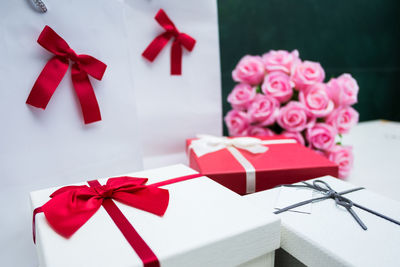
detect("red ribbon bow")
(34, 177), (168, 239)
(142, 9), (196, 75)
(26, 26), (107, 124)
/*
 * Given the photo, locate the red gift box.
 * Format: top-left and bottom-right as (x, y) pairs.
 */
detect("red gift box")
(186, 135), (339, 195)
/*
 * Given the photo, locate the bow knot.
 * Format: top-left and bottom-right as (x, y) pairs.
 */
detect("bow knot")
(325, 189), (337, 198)
(311, 180), (355, 209)
(142, 9), (196, 75)
(65, 47), (79, 62)
(94, 184), (114, 198)
(165, 25), (178, 36)
(26, 26), (107, 124)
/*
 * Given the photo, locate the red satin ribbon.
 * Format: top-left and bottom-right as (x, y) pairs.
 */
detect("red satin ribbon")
(33, 173), (202, 267)
(142, 9), (196, 75)
(26, 26), (107, 124)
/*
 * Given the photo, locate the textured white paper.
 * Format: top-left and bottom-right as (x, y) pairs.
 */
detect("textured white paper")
(245, 176), (400, 267)
(0, 1), (142, 266)
(124, 0), (222, 163)
(31, 164), (280, 267)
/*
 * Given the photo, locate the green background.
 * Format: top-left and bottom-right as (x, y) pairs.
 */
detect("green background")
(217, 0), (400, 134)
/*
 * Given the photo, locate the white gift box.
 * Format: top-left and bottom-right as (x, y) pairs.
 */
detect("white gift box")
(244, 176), (400, 267)
(31, 164), (280, 267)
(124, 0), (222, 166)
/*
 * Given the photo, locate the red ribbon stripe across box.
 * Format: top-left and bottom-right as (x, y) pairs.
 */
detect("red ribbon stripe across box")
(26, 26), (107, 124)
(142, 9), (196, 75)
(33, 174), (202, 267)
(187, 135), (339, 195)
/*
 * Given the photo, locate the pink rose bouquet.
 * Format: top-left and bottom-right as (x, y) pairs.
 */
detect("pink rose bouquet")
(226, 50), (359, 178)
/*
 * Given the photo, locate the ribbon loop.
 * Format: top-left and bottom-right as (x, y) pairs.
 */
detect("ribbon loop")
(155, 8), (177, 31)
(176, 33), (196, 51)
(37, 26), (70, 56)
(142, 9), (196, 75)
(26, 25), (106, 124)
(312, 180), (355, 209)
(313, 180), (333, 194)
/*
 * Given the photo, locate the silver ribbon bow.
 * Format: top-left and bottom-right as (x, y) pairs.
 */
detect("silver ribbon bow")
(275, 180), (400, 230)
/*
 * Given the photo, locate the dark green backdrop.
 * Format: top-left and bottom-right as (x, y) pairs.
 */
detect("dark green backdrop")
(218, 0), (400, 134)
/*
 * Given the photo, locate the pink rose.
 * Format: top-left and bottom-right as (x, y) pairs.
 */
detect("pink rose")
(261, 71), (294, 103)
(327, 145), (353, 178)
(326, 106), (359, 134)
(224, 110), (250, 136)
(281, 131), (305, 145)
(306, 123), (337, 151)
(262, 50), (300, 74)
(291, 61), (325, 90)
(277, 101), (315, 132)
(299, 83), (334, 117)
(227, 83), (256, 110)
(232, 55), (265, 85)
(248, 94), (279, 126)
(248, 126), (275, 137)
(327, 74), (359, 107)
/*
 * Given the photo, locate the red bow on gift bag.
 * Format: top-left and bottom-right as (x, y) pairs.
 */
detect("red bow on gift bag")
(142, 9), (196, 75)
(26, 26), (107, 124)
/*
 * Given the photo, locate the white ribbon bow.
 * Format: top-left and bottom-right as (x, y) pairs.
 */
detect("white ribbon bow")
(190, 134), (296, 157)
(189, 134), (297, 194)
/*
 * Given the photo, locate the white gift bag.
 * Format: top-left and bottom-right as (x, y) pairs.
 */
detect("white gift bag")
(0, 1), (142, 265)
(124, 0), (222, 167)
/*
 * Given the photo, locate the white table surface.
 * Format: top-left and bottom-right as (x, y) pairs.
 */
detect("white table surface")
(343, 120), (400, 201)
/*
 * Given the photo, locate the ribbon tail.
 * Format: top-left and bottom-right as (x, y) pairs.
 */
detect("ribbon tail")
(170, 39), (182, 75)
(71, 63), (101, 124)
(274, 196), (327, 214)
(142, 33), (172, 62)
(27, 56), (69, 109)
(353, 203), (400, 226)
(32, 207), (43, 243)
(87, 180), (160, 267)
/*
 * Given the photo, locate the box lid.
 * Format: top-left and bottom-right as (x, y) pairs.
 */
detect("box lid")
(187, 136), (337, 175)
(244, 176), (400, 267)
(31, 164), (280, 267)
